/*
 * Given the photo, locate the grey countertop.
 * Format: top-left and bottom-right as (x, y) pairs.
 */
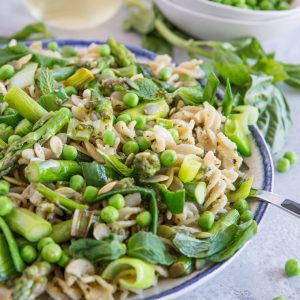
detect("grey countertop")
(1, 1), (300, 299)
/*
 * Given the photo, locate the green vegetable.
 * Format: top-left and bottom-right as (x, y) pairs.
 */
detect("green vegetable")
(228, 176), (254, 202)
(123, 140), (139, 155)
(159, 67), (172, 81)
(58, 252), (70, 267)
(69, 174), (85, 191)
(169, 255), (194, 278)
(0, 64), (15, 80)
(184, 181), (206, 205)
(14, 119), (33, 137)
(108, 194), (125, 209)
(37, 237), (55, 251)
(49, 220), (72, 244)
(173, 232), (211, 258)
(176, 85), (203, 105)
(0, 113), (23, 128)
(20, 245), (37, 264)
(202, 72), (219, 104)
(67, 119), (93, 141)
(160, 149), (177, 167)
(41, 243), (62, 263)
(123, 92), (139, 107)
(0, 234), (17, 281)
(83, 186), (98, 202)
(136, 136), (151, 151)
(38, 67), (55, 96)
(0, 216), (25, 272)
(198, 211), (215, 230)
(178, 155), (202, 183)
(81, 161), (111, 187)
(284, 151), (297, 165)
(38, 94), (62, 112)
(0, 180), (10, 195)
(4, 87), (47, 123)
(52, 66), (76, 82)
(64, 67), (94, 89)
(100, 206), (119, 223)
(103, 130), (116, 146)
(222, 79), (233, 116)
(136, 211), (152, 227)
(62, 145), (78, 161)
(47, 41), (58, 52)
(158, 184), (185, 214)
(100, 44), (111, 56)
(240, 210), (254, 222)
(4, 208), (52, 242)
(132, 150), (160, 178)
(25, 159), (82, 183)
(135, 116), (146, 130)
(8, 135), (21, 144)
(233, 198), (249, 213)
(64, 85), (77, 96)
(127, 231), (175, 265)
(36, 183), (88, 211)
(116, 113), (131, 124)
(0, 196), (14, 216)
(70, 236), (126, 262)
(285, 259), (300, 277)
(0, 124), (14, 142)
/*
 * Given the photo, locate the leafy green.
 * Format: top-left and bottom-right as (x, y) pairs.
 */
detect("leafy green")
(38, 68), (55, 96)
(176, 85), (203, 105)
(127, 231), (176, 265)
(173, 233), (211, 258)
(222, 79), (233, 116)
(70, 236), (126, 262)
(202, 72), (219, 104)
(134, 78), (159, 100)
(142, 32), (173, 55)
(0, 22), (53, 44)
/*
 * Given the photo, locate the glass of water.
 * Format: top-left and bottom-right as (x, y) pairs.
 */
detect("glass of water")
(24, 0), (123, 30)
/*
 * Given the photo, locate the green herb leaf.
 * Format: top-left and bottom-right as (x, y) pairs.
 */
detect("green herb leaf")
(134, 78), (159, 101)
(173, 232), (211, 258)
(38, 68), (55, 96)
(142, 32), (174, 56)
(70, 236), (126, 262)
(176, 85), (203, 105)
(222, 79), (233, 116)
(202, 72), (219, 104)
(127, 231), (176, 265)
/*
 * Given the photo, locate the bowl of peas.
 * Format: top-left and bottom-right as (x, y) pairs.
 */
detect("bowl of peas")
(156, 0), (300, 40)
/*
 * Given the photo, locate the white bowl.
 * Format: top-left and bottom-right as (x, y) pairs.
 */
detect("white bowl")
(170, 0), (300, 21)
(156, 0), (300, 40)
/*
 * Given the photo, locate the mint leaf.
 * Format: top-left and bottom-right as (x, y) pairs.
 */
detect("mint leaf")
(38, 68), (55, 95)
(134, 78), (159, 100)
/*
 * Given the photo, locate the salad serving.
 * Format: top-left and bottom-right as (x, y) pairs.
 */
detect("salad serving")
(0, 38), (259, 300)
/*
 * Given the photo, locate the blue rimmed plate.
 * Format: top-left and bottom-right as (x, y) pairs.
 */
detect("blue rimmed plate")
(40, 40), (274, 300)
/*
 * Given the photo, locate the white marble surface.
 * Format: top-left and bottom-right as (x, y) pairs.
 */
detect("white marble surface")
(1, 1), (300, 299)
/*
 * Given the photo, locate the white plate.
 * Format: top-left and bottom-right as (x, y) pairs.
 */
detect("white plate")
(170, 0), (300, 21)
(156, 0), (300, 40)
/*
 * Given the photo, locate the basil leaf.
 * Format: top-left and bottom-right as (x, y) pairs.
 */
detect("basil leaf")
(173, 232), (211, 258)
(70, 236), (126, 262)
(213, 47), (251, 86)
(127, 231), (176, 266)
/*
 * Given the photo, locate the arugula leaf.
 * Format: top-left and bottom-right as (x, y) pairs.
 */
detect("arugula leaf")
(173, 232), (211, 258)
(127, 231), (176, 265)
(245, 75), (292, 152)
(38, 68), (55, 95)
(134, 78), (160, 100)
(213, 46), (251, 86)
(0, 22), (53, 44)
(202, 72), (219, 104)
(70, 236), (126, 262)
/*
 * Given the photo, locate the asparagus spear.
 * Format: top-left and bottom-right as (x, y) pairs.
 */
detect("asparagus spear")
(36, 183), (88, 211)
(25, 160), (82, 183)
(0, 107), (71, 176)
(13, 261), (52, 300)
(4, 208), (52, 242)
(4, 87), (47, 123)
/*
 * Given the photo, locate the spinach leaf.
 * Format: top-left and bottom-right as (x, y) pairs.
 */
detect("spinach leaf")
(222, 79), (233, 116)
(127, 231), (176, 265)
(0, 22), (53, 44)
(213, 46), (251, 86)
(134, 78), (159, 100)
(38, 68), (55, 96)
(209, 220), (257, 262)
(202, 72), (219, 104)
(245, 75), (292, 152)
(70, 236), (126, 262)
(173, 232), (211, 258)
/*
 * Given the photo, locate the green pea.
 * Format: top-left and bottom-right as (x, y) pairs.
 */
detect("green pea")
(198, 211), (215, 230)
(41, 243), (62, 263)
(116, 114), (131, 124)
(160, 150), (177, 167)
(123, 92), (139, 108)
(159, 67), (172, 81)
(21, 245), (37, 264)
(0, 64), (15, 80)
(284, 151), (297, 165)
(100, 206), (119, 223)
(62, 145), (78, 161)
(233, 199), (249, 213)
(100, 44), (111, 56)
(135, 116), (146, 130)
(65, 86), (78, 96)
(37, 237), (55, 251)
(48, 41), (59, 51)
(240, 210), (254, 222)
(135, 136), (151, 151)
(102, 68), (115, 77)
(58, 251), (70, 267)
(0, 196), (14, 216)
(108, 194), (125, 209)
(277, 1), (289, 9)
(123, 141), (139, 155)
(260, 0), (274, 9)
(277, 158), (290, 173)
(69, 175), (85, 191)
(103, 130), (116, 146)
(169, 128), (179, 141)
(285, 259), (300, 277)
(8, 135), (21, 144)
(0, 180), (10, 195)
(136, 211), (152, 227)
(83, 186), (98, 202)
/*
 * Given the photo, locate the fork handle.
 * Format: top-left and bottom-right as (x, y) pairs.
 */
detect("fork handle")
(251, 190), (300, 218)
